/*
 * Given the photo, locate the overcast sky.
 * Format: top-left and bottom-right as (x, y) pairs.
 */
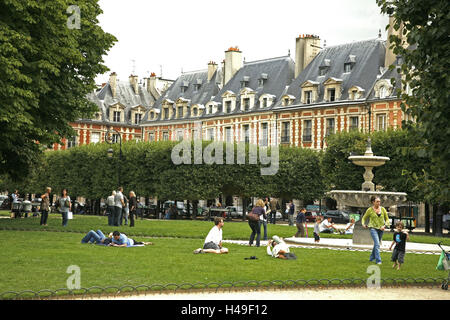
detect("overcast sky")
(95, 0), (389, 84)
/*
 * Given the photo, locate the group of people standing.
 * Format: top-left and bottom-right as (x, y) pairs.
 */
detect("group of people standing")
(106, 187), (138, 227)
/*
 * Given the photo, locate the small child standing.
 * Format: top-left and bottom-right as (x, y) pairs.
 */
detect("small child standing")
(389, 221), (410, 270)
(313, 216), (322, 243)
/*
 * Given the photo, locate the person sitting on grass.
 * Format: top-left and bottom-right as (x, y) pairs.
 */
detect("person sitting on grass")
(109, 231), (153, 247)
(193, 216), (229, 254)
(338, 218), (356, 235)
(389, 221), (409, 270)
(266, 236), (297, 260)
(319, 217), (339, 234)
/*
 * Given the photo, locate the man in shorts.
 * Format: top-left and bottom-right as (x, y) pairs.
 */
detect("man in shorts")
(193, 217), (229, 254)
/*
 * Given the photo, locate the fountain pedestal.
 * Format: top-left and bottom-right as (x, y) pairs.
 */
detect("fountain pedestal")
(352, 219), (373, 245)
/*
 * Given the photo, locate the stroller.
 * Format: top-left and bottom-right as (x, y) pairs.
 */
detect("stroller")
(437, 242), (450, 290)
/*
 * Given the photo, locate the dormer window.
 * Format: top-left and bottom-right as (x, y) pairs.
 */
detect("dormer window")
(281, 95), (295, 106)
(163, 108), (169, 120)
(113, 111), (121, 122)
(319, 59), (330, 76)
(225, 101), (232, 113)
(180, 81), (189, 93)
(194, 79), (202, 92)
(374, 79), (393, 99)
(177, 106), (184, 118)
(300, 80), (319, 104)
(208, 105), (213, 114)
(305, 91), (312, 104)
(259, 94), (275, 109)
(344, 63), (352, 73)
(344, 55), (356, 73)
(240, 76), (250, 88)
(348, 86), (365, 100)
(134, 113), (142, 124)
(323, 77), (343, 102)
(328, 88), (336, 102)
(243, 98), (250, 111)
(258, 73), (268, 87)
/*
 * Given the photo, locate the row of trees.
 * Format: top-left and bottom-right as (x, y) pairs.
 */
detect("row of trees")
(0, 129), (436, 204)
(0, 128), (446, 234)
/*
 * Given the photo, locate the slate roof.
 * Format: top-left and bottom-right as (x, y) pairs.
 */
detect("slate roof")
(141, 67), (223, 122)
(207, 55), (295, 117)
(81, 80), (158, 125)
(273, 38), (387, 109)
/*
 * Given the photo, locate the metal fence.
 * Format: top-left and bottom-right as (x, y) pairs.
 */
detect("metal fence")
(1, 277), (446, 300)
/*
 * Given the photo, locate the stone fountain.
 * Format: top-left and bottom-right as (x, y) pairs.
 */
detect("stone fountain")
(327, 138), (407, 245)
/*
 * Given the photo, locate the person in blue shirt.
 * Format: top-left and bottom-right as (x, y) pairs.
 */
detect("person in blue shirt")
(109, 231), (153, 247)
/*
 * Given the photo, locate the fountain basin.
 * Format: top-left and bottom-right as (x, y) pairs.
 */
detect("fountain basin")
(348, 155), (390, 168)
(327, 190), (407, 208)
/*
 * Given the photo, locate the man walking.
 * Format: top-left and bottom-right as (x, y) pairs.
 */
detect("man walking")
(269, 198), (279, 224)
(295, 208), (307, 237)
(113, 187), (125, 226)
(288, 200), (295, 226)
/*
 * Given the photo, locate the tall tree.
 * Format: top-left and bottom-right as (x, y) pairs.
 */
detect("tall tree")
(0, 0), (116, 180)
(377, 0), (449, 204)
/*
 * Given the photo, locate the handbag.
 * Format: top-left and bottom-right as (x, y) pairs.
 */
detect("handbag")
(247, 209), (259, 222)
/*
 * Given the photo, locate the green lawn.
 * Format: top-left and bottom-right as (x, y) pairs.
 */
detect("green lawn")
(0, 212), (447, 297)
(0, 210), (447, 244)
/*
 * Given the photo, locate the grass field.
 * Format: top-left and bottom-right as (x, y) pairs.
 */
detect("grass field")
(0, 211), (448, 297)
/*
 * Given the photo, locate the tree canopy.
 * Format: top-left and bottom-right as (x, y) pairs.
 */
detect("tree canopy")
(0, 0), (116, 180)
(377, 0), (450, 204)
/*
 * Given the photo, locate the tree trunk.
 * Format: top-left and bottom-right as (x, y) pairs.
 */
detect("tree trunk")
(425, 202), (430, 233)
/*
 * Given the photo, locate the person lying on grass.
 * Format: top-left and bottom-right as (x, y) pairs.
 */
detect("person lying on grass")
(193, 216), (229, 254)
(81, 230), (153, 246)
(110, 230), (153, 247)
(266, 236), (297, 260)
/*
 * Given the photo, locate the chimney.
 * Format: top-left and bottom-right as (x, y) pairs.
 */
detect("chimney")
(129, 74), (139, 94)
(207, 61), (218, 82)
(146, 72), (161, 99)
(295, 34), (321, 78)
(385, 16), (405, 67)
(224, 46), (243, 85)
(109, 72), (117, 98)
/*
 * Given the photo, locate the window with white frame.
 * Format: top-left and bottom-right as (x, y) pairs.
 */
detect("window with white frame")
(162, 132), (169, 141)
(113, 111), (121, 122)
(91, 132), (100, 144)
(303, 120), (312, 142)
(134, 113), (142, 124)
(326, 118), (335, 136)
(243, 124), (250, 144)
(305, 91), (312, 104)
(243, 98), (250, 111)
(67, 136), (77, 148)
(281, 122), (290, 143)
(207, 128), (214, 141)
(260, 123), (268, 146)
(148, 132), (155, 142)
(177, 130), (184, 141)
(377, 114), (387, 131)
(349, 116), (359, 131)
(225, 127), (232, 142)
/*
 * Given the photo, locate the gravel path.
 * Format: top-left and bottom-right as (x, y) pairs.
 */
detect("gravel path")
(81, 286), (449, 300)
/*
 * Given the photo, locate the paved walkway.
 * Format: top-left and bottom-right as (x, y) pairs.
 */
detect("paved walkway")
(223, 236), (447, 254)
